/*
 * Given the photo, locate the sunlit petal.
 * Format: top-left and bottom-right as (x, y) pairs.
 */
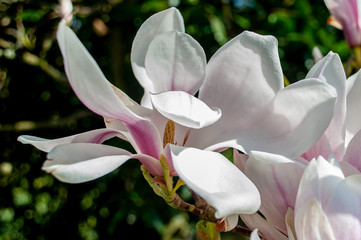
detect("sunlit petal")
(131, 7), (185, 92)
(346, 70), (361, 146)
(190, 31), (283, 148)
(145, 31), (206, 94)
(241, 79), (336, 158)
(44, 143), (133, 183)
(295, 156), (344, 210)
(151, 91), (221, 129)
(57, 21), (138, 123)
(170, 145), (260, 218)
(306, 52), (346, 160)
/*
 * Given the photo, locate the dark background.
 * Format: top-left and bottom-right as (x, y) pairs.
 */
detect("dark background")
(0, 0), (351, 239)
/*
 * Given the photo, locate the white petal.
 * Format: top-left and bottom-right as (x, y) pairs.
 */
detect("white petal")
(18, 129), (125, 152)
(325, 174), (361, 239)
(240, 78), (336, 158)
(131, 7), (184, 91)
(145, 31), (206, 94)
(306, 52), (347, 160)
(170, 145), (260, 218)
(295, 156), (344, 212)
(151, 91), (221, 129)
(191, 31), (283, 148)
(188, 32), (337, 158)
(44, 143), (133, 183)
(346, 70), (361, 146)
(57, 21), (138, 123)
(294, 198), (336, 240)
(250, 229), (261, 240)
(200, 31), (283, 109)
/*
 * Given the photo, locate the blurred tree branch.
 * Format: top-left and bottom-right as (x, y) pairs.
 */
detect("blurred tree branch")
(0, 110), (94, 132)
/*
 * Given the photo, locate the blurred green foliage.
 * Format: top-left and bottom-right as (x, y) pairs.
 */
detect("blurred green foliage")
(0, 0), (350, 239)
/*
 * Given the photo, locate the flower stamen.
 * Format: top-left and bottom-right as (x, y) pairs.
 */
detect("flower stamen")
(163, 120), (175, 148)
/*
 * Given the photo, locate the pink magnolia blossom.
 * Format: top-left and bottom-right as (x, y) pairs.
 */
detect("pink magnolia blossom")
(18, 8), (336, 220)
(324, 0), (361, 47)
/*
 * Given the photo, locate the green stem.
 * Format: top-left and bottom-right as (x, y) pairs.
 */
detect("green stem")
(354, 47), (361, 70)
(141, 165), (164, 197)
(196, 220), (221, 240)
(160, 154), (173, 194)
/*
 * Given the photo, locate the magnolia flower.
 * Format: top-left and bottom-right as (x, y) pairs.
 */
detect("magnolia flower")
(324, 0), (361, 47)
(18, 8), (336, 221)
(18, 8), (258, 219)
(239, 52), (361, 239)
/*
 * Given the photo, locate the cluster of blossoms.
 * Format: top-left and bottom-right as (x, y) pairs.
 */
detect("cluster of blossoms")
(18, 5), (361, 240)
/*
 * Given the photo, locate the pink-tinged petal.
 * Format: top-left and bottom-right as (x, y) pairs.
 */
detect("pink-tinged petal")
(241, 79), (336, 158)
(151, 91), (221, 129)
(132, 153), (163, 176)
(57, 21), (139, 123)
(161, 144), (176, 176)
(306, 52), (346, 160)
(344, 129), (361, 171)
(233, 149), (248, 173)
(170, 145), (260, 218)
(324, 0), (361, 47)
(346, 70), (361, 146)
(240, 213), (288, 240)
(340, 161), (361, 176)
(324, 174), (361, 240)
(301, 134), (332, 162)
(245, 151), (305, 235)
(295, 156), (344, 212)
(131, 7), (185, 92)
(145, 31), (206, 94)
(18, 129), (125, 152)
(294, 198), (336, 240)
(125, 121), (162, 158)
(57, 22), (163, 158)
(44, 143), (133, 183)
(190, 31), (283, 148)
